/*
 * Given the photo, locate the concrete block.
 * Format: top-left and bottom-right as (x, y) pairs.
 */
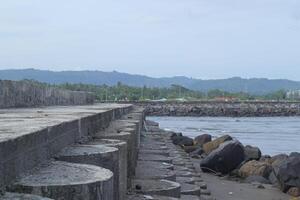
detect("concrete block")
(0, 192), (53, 200)
(56, 145), (119, 200)
(9, 161), (113, 200)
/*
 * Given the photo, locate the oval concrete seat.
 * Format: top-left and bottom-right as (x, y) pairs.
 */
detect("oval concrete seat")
(56, 145), (119, 200)
(126, 194), (179, 200)
(87, 139), (128, 199)
(137, 161), (174, 170)
(10, 161), (113, 200)
(133, 179), (181, 198)
(135, 166), (176, 181)
(0, 193), (53, 200)
(138, 154), (173, 164)
(180, 183), (201, 196)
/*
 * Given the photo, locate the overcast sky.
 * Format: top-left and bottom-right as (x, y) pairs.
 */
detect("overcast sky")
(0, 0), (300, 80)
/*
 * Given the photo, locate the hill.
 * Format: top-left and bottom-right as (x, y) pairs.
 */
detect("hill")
(0, 68), (300, 95)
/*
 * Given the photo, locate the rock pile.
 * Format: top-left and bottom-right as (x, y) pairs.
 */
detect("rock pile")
(170, 132), (300, 198)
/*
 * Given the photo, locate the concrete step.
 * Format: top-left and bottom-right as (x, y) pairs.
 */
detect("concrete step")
(180, 195), (200, 200)
(126, 194), (179, 200)
(9, 161), (114, 200)
(176, 177), (196, 184)
(136, 161), (174, 170)
(138, 154), (173, 164)
(87, 139), (128, 199)
(135, 166), (176, 181)
(180, 183), (201, 196)
(0, 192), (53, 200)
(55, 145), (119, 200)
(133, 179), (181, 198)
(139, 149), (170, 156)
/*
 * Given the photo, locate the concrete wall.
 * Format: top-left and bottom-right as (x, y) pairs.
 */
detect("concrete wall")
(133, 101), (300, 117)
(0, 80), (95, 108)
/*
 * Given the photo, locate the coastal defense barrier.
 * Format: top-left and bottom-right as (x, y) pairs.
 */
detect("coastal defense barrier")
(133, 101), (300, 117)
(0, 80), (95, 108)
(0, 103), (145, 200)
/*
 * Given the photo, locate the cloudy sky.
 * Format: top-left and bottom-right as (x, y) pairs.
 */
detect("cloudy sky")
(0, 0), (300, 80)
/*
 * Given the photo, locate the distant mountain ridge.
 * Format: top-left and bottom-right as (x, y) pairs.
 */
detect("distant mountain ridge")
(0, 68), (300, 95)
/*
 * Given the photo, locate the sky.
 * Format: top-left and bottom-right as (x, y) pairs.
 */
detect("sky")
(0, 0), (300, 80)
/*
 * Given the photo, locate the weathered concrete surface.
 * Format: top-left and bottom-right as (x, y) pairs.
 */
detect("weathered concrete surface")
(135, 166), (176, 181)
(0, 103), (132, 191)
(0, 192), (53, 200)
(0, 80), (95, 109)
(87, 139), (128, 200)
(133, 179), (181, 198)
(56, 145), (119, 200)
(9, 161), (114, 200)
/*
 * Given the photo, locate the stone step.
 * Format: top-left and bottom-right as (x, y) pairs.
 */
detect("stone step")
(133, 179), (181, 198)
(139, 149), (170, 156)
(180, 195), (200, 200)
(175, 171), (194, 177)
(176, 177), (196, 184)
(138, 154), (173, 164)
(126, 194), (179, 200)
(0, 192), (53, 200)
(180, 183), (201, 196)
(87, 139), (128, 199)
(137, 161), (174, 170)
(9, 161), (114, 200)
(55, 144), (119, 200)
(135, 166), (176, 181)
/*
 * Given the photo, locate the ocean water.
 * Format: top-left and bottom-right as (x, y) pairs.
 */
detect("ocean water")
(147, 116), (300, 156)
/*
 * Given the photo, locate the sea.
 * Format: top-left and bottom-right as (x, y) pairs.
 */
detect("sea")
(147, 116), (300, 156)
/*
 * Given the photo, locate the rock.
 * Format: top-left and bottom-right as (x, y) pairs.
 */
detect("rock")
(200, 140), (245, 174)
(203, 135), (232, 154)
(239, 160), (272, 179)
(276, 156), (300, 192)
(183, 145), (201, 153)
(189, 147), (204, 158)
(287, 187), (300, 197)
(194, 134), (212, 146)
(170, 132), (182, 139)
(172, 136), (194, 146)
(290, 152), (300, 158)
(244, 175), (270, 184)
(259, 155), (271, 162)
(244, 145), (261, 161)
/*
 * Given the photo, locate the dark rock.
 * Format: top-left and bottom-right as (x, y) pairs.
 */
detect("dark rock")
(259, 155), (271, 162)
(183, 145), (201, 153)
(268, 154), (288, 186)
(172, 136), (194, 146)
(290, 152), (300, 158)
(194, 134), (212, 146)
(203, 135), (232, 154)
(244, 175), (270, 184)
(276, 156), (300, 192)
(170, 132), (182, 139)
(200, 140), (245, 174)
(189, 147), (204, 158)
(244, 145), (261, 161)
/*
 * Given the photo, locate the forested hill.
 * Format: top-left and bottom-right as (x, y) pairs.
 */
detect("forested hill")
(0, 68), (300, 95)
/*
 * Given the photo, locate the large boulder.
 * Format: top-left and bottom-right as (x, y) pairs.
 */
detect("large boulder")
(244, 145), (261, 161)
(200, 140), (245, 174)
(203, 135), (232, 154)
(194, 134), (212, 146)
(172, 136), (194, 146)
(268, 154), (288, 185)
(276, 155), (300, 192)
(239, 160), (272, 179)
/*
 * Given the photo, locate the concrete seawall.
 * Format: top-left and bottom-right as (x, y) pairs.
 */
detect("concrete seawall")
(134, 101), (300, 117)
(0, 103), (147, 199)
(0, 80), (95, 108)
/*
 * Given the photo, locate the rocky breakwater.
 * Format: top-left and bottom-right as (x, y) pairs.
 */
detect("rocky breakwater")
(169, 131), (300, 199)
(141, 101), (300, 117)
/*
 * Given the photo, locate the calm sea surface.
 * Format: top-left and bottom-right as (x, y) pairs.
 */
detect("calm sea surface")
(147, 116), (300, 156)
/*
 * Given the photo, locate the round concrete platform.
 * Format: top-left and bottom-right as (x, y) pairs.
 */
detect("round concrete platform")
(138, 154), (173, 164)
(133, 179), (181, 198)
(0, 193), (53, 200)
(176, 177), (195, 184)
(137, 161), (174, 170)
(180, 195), (200, 200)
(135, 166), (176, 181)
(56, 145), (119, 200)
(126, 194), (179, 200)
(10, 161), (113, 200)
(87, 139), (128, 199)
(180, 183), (201, 196)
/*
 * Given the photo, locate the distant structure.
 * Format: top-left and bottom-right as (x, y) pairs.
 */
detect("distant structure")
(286, 90), (300, 100)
